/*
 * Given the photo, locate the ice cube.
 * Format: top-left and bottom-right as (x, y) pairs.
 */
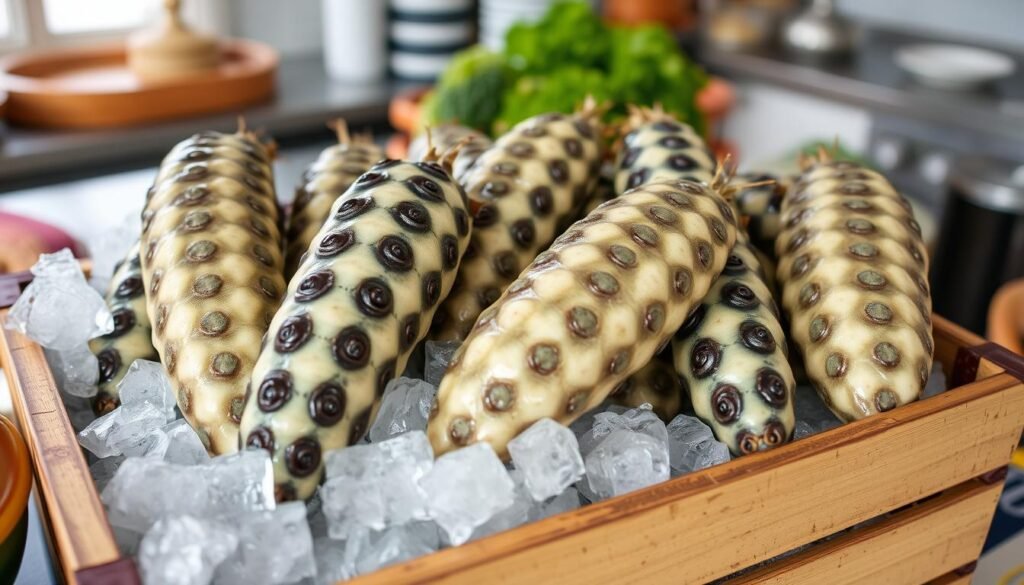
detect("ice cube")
(583, 428), (670, 500)
(534, 487), (581, 520)
(102, 450), (274, 533)
(578, 403), (667, 456)
(424, 340), (460, 387)
(471, 470), (532, 541)
(160, 419), (210, 465)
(6, 249), (113, 350)
(322, 432), (433, 539)
(313, 525), (378, 582)
(569, 402), (627, 438)
(507, 418), (585, 502)
(204, 450), (276, 514)
(341, 526), (375, 579)
(89, 455), (125, 492)
(78, 400), (168, 458)
(215, 502), (316, 585)
(138, 515), (238, 585)
(666, 414), (730, 476)
(420, 442), (515, 545)
(355, 522), (440, 575)
(125, 427), (169, 458)
(368, 377), (436, 443)
(313, 536), (353, 585)
(86, 213), (141, 292)
(604, 404), (668, 439)
(44, 346), (99, 398)
(117, 360), (177, 421)
(103, 457), (195, 532)
(922, 362), (947, 399)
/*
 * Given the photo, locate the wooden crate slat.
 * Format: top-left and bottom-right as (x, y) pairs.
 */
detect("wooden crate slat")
(351, 372), (1024, 585)
(926, 572), (974, 585)
(2, 295), (1021, 585)
(932, 314), (1004, 381)
(0, 312), (120, 584)
(723, 479), (1000, 584)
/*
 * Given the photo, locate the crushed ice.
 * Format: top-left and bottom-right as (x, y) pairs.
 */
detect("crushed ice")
(80, 353), (948, 583)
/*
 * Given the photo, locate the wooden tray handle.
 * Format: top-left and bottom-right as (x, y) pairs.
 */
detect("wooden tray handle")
(77, 558), (140, 585)
(952, 341), (1024, 387)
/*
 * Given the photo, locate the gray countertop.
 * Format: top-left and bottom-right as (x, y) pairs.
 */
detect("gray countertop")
(700, 28), (1024, 143)
(0, 56), (405, 192)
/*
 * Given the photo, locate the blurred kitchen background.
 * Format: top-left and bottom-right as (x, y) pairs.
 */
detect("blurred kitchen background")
(0, 1), (1022, 342)
(0, 1), (1023, 583)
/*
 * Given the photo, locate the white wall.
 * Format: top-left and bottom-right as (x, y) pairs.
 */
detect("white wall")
(225, 0), (1024, 59)
(836, 0), (1024, 52)
(723, 82), (870, 171)
(228, 0), (323, 57)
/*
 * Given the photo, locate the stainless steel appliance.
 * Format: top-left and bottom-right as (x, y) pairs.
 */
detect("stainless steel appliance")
(929, 155), (1024, 333)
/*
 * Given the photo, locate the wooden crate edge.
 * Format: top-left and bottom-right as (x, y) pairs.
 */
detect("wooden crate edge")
(2, 296), (1019, 585)
(723, 478), (1002, 584)
(350, 377), (1024, 584)
(0, 311), (123, 584)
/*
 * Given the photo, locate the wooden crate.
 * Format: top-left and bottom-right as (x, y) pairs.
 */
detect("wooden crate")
(2, 270), (1023, 585)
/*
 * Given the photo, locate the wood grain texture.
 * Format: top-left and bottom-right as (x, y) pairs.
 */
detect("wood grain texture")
(351, 371), (1024, 583)
(723, 479), (1000, 584)
(926, 571), (974, 585)
(932, 314), (1002, 381)
(0, 40), (276, 129)
(2, 308), (1020, 585)
(0, 311), (120, 585)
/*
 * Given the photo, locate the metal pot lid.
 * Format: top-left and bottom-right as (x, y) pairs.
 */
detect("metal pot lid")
(950, 155), (1024, 214)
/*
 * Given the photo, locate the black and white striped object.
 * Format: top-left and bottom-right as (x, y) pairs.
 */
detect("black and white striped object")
(389, 0), (476, 82)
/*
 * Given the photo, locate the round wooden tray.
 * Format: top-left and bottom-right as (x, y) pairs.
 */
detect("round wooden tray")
(0, 39), (277, 129)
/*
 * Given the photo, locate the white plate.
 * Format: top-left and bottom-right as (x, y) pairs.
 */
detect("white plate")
(895, 43), (1016, 90)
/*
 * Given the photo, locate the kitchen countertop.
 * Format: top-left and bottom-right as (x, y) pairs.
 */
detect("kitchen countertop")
(700, 28), (1024, 143)
(0, 55), (405, 192)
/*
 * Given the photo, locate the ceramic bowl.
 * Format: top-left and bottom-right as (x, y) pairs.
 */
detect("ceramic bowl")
(0, 415), (31, 585)
(895, 43), (1016, 90)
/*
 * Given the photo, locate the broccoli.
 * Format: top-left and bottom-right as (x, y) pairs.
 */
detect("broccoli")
(424, 47), (509, 133)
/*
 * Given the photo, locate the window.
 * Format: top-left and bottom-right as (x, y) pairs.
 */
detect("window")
(41, 0), (157, 36)
(0, 0), (224, 53)
(0, 4), (10, 38)
(0, 0), (22, 51)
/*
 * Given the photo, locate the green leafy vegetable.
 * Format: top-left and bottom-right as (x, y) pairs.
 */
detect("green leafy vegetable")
(607, 25), (708, 135)
(494, 68), (612, 134)
(426, 0), (708, 137)
(504, 2), (610, 74)
(424, 46), (509, 133)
